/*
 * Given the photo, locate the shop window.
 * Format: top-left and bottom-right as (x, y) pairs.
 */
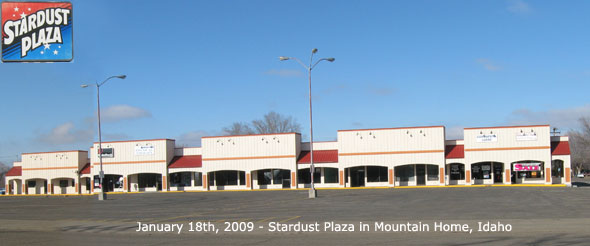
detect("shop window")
(258, 169), (272, 185)
(272, 169), (289, 185)
(27, 180), (36, 187)
(449, 164), (465, 180)
(512, 161), (544, 180)
(72, 179), (75, 187)
(551, 160), (564, 177)
(239, 171), (246, 185)
(395, 165), (415, 182)
(208, 172), (215, 187)
(298, 169), (311, 184)
(215, 171), (238, 186)
(324, 168), (338, 183)
(171, 172), (191, 187)
(194, 172), (202, 186)
(472, 163), (492, 180)
(59, 180), (69, 188)
(367, 166), (388, 182)
(314, 168), (321, 184)
(138, 174), (162, 190)
(427, 165), (439, 181)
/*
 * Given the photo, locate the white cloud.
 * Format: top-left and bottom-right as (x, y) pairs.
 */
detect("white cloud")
(476, 58), (501, 71)
(507, 0), (531, 14)
(264, 69), (303, 77)
(506, 105), (590, 131)
(36, 122), (93, 145)
(101, 104), (151, 123)
(176, 130), (209, 147)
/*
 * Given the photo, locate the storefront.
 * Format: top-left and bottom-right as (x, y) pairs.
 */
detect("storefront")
(511, 161), (545, 184)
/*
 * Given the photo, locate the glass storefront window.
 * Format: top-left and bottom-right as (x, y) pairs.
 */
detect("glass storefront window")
(367, 166), (388, 182)
(195, 172), (202, 186)
(395, 165), (415, 182)
(324, 168), (338, 183)
(427, 165), (439, 181)
(450, 164), (465, 180)
(258, 169), (272, 185)
(298, 169), (310, 184)
(472, 163), (492, 179)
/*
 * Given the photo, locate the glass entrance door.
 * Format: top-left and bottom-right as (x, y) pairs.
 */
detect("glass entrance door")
(416, 165), (426, 185)
(350, 167), (365, 187)
(493, 163), (503, 183)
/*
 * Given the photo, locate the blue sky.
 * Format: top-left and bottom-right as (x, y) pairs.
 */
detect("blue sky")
(1, 0), (589, 165)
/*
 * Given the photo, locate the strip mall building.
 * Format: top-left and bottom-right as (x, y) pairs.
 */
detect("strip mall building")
(4, 124), (572, 195)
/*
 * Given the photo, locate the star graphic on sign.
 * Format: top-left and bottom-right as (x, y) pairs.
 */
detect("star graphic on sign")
(54, 50), (58, 55)
(44, 43), (50, 50)
(20, 12), (26, 19)
(14, 7), (19, 12)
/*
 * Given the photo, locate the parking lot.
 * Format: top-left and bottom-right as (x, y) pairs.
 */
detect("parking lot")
(1, 184), (590, 245)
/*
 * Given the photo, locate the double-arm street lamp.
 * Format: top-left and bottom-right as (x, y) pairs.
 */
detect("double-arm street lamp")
(81, 75), (126, 201)
(280, 48), (334, 198)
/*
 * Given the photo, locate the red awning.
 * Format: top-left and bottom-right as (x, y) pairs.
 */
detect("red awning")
(297, 150), (338, 164)
(80, 163), (91, 174)
(445, 145), (464, 159)
(551, 141), (570, 155)
(6, 166), (22, 176)
(169, 155), (202, 168)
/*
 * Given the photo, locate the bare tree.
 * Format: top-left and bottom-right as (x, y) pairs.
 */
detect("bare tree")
(252, 111), (301, 134)
(569, 117), (590, 174)
(222, 112), (302, 135)
(222, 122), (254, 135)
(0, 161), (9, 189)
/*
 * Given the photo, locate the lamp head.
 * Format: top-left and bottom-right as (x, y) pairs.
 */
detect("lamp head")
(325, 58), (335, 62)
(279, 56), (289, 61)
(312, 48), (318, 54)
(116, 75), (127, 79)
(80, 84), (89, 88)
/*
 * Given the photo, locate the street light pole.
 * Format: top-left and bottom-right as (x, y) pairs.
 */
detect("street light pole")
(280, 49), (334, 198)
(81, 75), (126, 201)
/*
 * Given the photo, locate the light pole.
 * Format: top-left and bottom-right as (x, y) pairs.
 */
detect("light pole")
(81, 75), (126, 200)
(280, 48), (335, 198)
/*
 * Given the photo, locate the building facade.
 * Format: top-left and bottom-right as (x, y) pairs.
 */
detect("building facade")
(4, 124), (572, 195)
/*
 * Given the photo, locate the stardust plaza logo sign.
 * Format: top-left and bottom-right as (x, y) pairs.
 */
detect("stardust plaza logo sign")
(1, 1), (73, 62)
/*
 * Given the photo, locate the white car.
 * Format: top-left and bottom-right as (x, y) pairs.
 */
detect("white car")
(578, 173), (585, 178)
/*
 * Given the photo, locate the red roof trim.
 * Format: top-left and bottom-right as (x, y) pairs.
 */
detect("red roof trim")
(445, 145), (464, 159)
(551, 141), (571, 155)
(297, 150), (339, 164)
(80, 163), (91, 174)
(169, 155), (203, 168)
(6, 166), (22, 176)
(464, 125), (549, 130)
(338, 126), (444, 132)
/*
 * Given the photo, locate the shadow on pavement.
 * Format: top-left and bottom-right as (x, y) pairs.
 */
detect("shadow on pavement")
(572, 182), (590, 187)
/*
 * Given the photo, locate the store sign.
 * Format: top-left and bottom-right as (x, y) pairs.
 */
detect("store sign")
(99, 148), (114, 158)
(135, 145), (154, 156)
(516, 132), (537, 141)
(2, 1), (73, 62)
(476, 134), (497, 143)
(513, 163), (541, 171)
